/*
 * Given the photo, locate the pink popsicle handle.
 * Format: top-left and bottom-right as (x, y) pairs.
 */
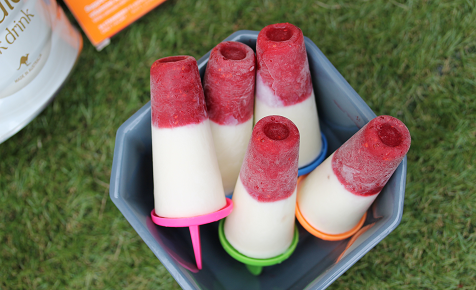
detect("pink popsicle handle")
(189, 225), (202, 269)
(151, 198), (233, 227)
(150, 198), (233, 270)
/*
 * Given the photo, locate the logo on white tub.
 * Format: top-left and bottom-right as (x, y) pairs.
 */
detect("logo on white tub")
(0, 0), (52, 99)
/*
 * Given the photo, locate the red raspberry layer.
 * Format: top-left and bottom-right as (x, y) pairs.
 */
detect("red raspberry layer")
(240, 115), (300, 202)
(203, 41), (256, 125)
(256, 23), (313, 106)
(332, 115), (411, 196)
(150, 56), (208, 128)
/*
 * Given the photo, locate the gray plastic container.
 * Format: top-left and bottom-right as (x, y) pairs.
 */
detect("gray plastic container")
(109, 30), (407, 290)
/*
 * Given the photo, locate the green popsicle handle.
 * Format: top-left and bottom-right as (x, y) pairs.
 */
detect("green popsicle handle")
(218, 219), (299, 275)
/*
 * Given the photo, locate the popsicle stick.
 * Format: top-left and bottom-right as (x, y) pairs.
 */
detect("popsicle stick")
(189, 225), (202, 270)
(246, 264), (263, 276)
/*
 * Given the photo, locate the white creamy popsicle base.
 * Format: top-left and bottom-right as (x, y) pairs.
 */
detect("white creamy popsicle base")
(297, 152), (378, 235)
(210, 119), (253, 195)
(254, 75), (322, 168)
(152, 119), (226, 218)
(224, 178), (296, 259)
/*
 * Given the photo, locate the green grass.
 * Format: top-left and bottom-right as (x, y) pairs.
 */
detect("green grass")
(1, 0), (475, 289)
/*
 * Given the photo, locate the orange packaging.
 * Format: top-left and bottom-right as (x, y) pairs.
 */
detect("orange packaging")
(63, 0), (166, 50)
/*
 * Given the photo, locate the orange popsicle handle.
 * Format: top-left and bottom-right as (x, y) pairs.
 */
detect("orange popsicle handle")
(295, 203), (367, 241)
(295, 175), (367, 241)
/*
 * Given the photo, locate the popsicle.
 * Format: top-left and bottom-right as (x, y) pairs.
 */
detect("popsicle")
(224, 115), (299, 259)
(254, 22), (322, 168)
(297, 115), (411, 237)
(150, 55), (226, 218)
(203, 41), (256, 195)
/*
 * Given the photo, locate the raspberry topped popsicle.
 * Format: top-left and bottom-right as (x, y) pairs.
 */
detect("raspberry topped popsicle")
(254, 22), (322, 168)
(224, 115), (299, 259)
(150, 55), (226, 218)
(297, 115), (411, 236)
(203, 41), (256, 194)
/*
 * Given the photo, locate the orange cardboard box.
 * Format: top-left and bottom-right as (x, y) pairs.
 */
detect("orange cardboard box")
(64, 0), (166, 50)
